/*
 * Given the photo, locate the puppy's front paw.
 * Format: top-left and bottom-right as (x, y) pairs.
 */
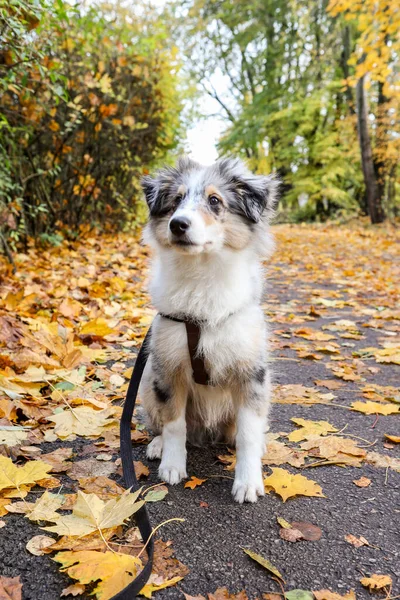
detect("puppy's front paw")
(159, 463), (187, 485)
(146, 435), (163, 460)
(232, 476), (265, 503)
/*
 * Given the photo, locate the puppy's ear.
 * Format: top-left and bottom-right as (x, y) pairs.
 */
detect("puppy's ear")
(217, 158), (280, 223)
(141, 175), (159, 213)
(141, 156), (200, 216)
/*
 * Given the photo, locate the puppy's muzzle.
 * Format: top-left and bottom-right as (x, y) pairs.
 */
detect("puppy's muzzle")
(170, 216), (191, 237)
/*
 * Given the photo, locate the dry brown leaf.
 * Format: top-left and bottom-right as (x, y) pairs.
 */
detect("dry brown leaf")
(360, 574), (392, 590)
(0, 576), (22, 600)
(291, 521), (322, 541)
(67, 458), (117, 480)
(344, 534), (369, 548)
(366, 452), (400, 472)
(60, 583), (86, 597)
(313, 590), (356, 600)
(353, 477), (371, 488)
(134, 461), (150, 479)
(279, 527), (304, 542)
(263, 441), (305, 468)
(78, 476), (125, 499)
(26, 535), (56, 556)
(314, 380), (344, 390)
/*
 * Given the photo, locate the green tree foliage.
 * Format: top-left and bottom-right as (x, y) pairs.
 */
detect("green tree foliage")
(0, 0), (183, 250)
(183, 0), (398, 221)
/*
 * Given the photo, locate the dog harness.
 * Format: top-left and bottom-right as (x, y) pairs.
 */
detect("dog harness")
(159, 312), (211, 385)
(117, 312), (211, 598)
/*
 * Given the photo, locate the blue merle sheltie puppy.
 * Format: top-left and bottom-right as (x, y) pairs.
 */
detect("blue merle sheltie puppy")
(139, 157), (279, 503)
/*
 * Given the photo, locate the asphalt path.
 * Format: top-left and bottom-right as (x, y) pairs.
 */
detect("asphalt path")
(1, 233), (399, 600)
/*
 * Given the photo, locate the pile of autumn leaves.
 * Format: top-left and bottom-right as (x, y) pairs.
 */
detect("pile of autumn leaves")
(0, 235), (186, 598)
(0, 225), (399, 599)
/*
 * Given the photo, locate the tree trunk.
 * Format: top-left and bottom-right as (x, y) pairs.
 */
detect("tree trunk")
(355, 76), (385, 223)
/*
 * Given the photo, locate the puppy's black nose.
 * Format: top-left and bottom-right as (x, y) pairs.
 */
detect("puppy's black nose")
(170, 216), (191, 236)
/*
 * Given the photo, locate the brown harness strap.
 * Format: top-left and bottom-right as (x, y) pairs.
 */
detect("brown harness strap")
(159, 313), (211, 386)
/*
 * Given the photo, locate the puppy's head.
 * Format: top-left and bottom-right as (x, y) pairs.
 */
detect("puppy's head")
(142, 156), (279, 254)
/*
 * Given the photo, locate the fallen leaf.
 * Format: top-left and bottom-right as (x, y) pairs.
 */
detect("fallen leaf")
(384, 434), (400, 443)
(140, 575), (183, 598)
(26, 535), (56, 556)
(353, 477), (371, 488)
(46, 528), (118, 552)
(345, 534), (369, 548)
(276, 516), (292, 529)
(366, 452), (400, 471)
(242, 548), (283, 580)
(279, 528), (304, 542)
(360, 574), (392, 590)
(184, 476), (207, 489)
(313, 590), (356, 600)
(314, 380), (344, 390)
(0, 576), (22, 600)
(351, 401), (399, 415)
(263, 441), (305, 468)
(80, 318), (114, 337)
(144, 486), (168, 502)
(78, 476), (125, 499)
(134, 461), (150, 479)
(263, 468), (325, 502)
(47, 407), (118, 439)
(68, 458), (117, 480)
(43, 488), (143, 536)
(287, 418), (337, 442)
(61, 583), (86, 597)
(301, 437), (366, 465)
(54, 550), (142, 600)
(290, 521), (322, 541)
(285, 591), (313, 600)
(0, 457), (52, 495)
(24, 490), (64, 522)
(0, 427), (28, 447)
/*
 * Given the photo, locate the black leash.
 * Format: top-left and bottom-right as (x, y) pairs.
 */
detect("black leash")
(116, 313), (211, 597)
(115, 326), (154, 599)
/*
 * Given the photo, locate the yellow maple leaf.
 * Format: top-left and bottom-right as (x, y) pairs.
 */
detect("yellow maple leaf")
(54, 550), (142, 600)
(360, 574), (392, 590)
(140, 576), (184, 598)
(287, 418), (338, 442)
(263, 468), (325, 502)
(0, 457), (52, 495)
(351, 401), (399, 415)
(300, 436), (366, 464)
(384, 434), (400, 443)
(46, 406), (117, 439)
(80, 318), (114, 337)
(184, 476), (207, 489)
(43, 488), (143, 536)
(28, 491), (65, 522)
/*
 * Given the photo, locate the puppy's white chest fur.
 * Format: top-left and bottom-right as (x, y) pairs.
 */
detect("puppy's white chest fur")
(149, 245), (263, 324)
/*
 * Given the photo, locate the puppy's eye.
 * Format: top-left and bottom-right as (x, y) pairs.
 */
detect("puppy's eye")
(209, 195), (220, 207)
(174, 195), (183, 205)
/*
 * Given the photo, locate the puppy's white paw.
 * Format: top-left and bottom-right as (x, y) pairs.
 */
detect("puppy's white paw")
(146, 435), (163, 460)
(232, 476), (265, 504)
(159, 463), (187, 485)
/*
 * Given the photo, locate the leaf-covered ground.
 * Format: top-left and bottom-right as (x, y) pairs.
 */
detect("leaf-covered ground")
(0, 223), (399, 600)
